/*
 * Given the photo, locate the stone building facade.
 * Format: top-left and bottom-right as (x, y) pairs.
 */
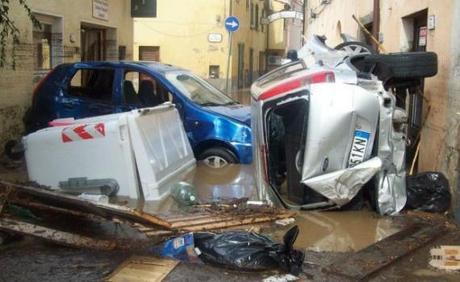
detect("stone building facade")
(0, 0), (133, 148)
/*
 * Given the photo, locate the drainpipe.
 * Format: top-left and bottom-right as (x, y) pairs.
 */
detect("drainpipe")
(266, 1), (270, 72)
(303, 0), (307, 37)
(371, 0), (380, 52)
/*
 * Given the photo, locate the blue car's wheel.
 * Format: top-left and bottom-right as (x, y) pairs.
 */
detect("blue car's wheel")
(199, 147), (238, 168)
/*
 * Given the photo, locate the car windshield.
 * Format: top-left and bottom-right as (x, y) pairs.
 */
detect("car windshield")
(166, 71), (236, 106)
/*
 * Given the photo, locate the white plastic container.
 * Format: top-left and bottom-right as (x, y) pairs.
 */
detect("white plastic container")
(23, 103), (196, 200)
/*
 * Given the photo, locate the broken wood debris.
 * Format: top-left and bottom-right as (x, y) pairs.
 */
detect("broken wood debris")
(0, 181), (296, 248)
(324, 223), (448, 280)
(0, 217), (116, 250)
(106, 256), (178, 282)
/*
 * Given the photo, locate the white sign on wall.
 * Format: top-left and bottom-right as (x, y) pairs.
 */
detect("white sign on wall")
(428, 15), (436, 30)
(208, 33), (223, 43)
(93, 0), (109, 21)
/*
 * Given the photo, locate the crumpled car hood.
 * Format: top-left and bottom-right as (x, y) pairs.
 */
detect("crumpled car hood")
(302, 157), (382, 207)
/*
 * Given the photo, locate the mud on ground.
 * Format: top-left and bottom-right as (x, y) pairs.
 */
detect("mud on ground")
(1, 212), (460, 281)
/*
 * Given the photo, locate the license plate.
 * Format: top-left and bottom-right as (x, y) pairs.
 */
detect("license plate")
(348, 130), (370, 167)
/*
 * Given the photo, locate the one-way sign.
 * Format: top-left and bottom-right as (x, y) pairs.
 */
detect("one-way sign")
(225, 16), (240, 32)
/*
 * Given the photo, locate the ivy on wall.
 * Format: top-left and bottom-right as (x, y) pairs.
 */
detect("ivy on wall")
(0, 0), (40, 69)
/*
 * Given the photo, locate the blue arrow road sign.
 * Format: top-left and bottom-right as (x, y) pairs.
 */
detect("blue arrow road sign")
(225, 16), (240, 32)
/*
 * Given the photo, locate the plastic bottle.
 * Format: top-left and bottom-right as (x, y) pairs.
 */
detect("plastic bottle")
(171, 182), (199, 206)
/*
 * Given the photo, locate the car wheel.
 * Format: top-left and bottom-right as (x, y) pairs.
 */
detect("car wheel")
(334, 41), (377, 56)
(199, 147), (238, 169)
(365, 52), (438, 79)
(4, 140), (24, 161)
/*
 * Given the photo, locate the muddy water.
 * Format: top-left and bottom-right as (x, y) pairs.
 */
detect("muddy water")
(185, 163), (256, 202)
(116, 163), (256, 215)
(268, 211), (402, 253)
(115, 162), (402, 253)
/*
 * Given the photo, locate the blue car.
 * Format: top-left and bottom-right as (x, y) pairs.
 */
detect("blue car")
(26, 61), (252, 167)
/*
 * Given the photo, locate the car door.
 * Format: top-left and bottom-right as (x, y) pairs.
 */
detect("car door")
(119, 68), (173, 111)
(59, 67), (117, 119)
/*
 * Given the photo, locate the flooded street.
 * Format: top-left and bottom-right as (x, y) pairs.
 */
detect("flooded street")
(185, 163), (256, 202)
(268, 211), (402, 252)
(0, 161), (403, 253)
(1, 162), (460, 281)
(135, 162), (404, 253)
(183, 163), (402, 252)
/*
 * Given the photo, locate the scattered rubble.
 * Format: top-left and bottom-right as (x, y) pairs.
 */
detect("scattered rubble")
(0, 181), (296, 251)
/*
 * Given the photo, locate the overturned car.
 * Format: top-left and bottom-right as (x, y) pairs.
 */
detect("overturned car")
(251, 36), (437, 215)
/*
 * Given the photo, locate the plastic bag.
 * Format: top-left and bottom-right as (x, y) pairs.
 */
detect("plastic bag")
(406, 172), (451, 213)
(194, 226), (304, 275)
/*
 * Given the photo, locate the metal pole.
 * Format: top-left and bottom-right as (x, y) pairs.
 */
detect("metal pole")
(225, 32), (233, 95)
(225, 0), (233, 95)
(303, 0), (307, 36)
(372, 0), (380, 52)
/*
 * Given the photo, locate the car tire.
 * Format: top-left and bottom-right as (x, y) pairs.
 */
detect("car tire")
(365, 52), (438, 80)
(334, 41), (377, 55)
(198, 147), (238, 168)
(4, 140), (24, 161)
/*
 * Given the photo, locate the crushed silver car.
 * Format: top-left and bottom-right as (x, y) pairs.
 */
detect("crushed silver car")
(251, 36), (437, 215)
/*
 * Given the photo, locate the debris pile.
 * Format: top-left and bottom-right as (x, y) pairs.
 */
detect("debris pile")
(0, 181), (296, 250)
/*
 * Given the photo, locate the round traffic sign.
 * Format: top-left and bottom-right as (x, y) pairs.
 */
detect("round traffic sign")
(225, 16), (240, 32)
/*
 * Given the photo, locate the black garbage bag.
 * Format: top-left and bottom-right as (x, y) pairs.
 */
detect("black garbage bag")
(194, 225), (304, 275)
(406, 172), (451, 213)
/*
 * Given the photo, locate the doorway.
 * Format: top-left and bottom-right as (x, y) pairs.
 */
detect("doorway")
(81, 25), (106, 61)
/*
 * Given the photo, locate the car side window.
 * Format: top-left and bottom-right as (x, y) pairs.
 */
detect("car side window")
(69, 68), (114, 102)
(123, 70), (172, 106)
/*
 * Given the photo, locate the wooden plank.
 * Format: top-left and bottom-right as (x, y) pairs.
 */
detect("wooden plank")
(106, 256), (178, 282)
(0, 181), (295, 233)
(180, 212), (296, 231)
(324, 223), (448, 280)
(163, 213), (220, 222)
(0, 217), (116, 250)
(20, 201), (106, 222)
(171, 211), (295, 229)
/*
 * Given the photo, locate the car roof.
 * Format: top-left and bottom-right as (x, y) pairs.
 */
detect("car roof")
(71, 61), (187, 74)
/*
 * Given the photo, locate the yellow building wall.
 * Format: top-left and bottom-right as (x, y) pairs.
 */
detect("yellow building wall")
(230, 0), (268, 90)
(134, 0), (228, 80)
(134, 0), (268, 92)
(268, 1), (287, 51)
(305, 0), (373, 46)
(378, 0), (454, 175)
(29, 0), (133, 62)
(0, 0), (133, 147)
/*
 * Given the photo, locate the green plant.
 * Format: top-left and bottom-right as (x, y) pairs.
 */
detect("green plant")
(0, 0), (40, 68)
